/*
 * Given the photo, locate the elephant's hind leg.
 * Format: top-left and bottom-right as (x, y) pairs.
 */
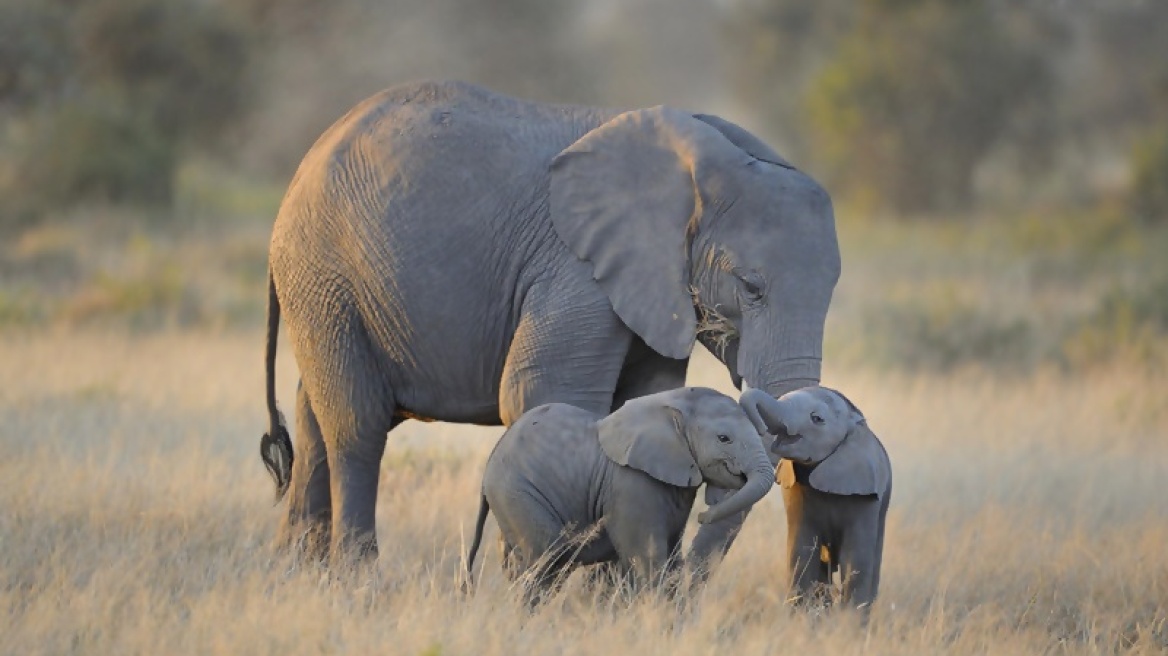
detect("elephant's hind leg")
(496, 503), (575, 607)
(327, 424), (392, 565)
(297, 321), (397, 567)
(279, 381), (332, 561)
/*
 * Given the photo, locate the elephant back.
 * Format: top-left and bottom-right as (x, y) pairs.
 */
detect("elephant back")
(485, 403), (610, 523)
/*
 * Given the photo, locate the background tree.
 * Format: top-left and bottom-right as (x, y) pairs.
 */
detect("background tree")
(802, 1), (1053, 214)
(0, 0), (252, 220)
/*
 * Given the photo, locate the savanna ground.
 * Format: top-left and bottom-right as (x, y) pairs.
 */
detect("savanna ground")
(1, 192), (1166, 654)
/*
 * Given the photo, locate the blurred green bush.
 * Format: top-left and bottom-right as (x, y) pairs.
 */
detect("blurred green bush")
(18, 104), (176, 207)
(728, 0), (1167, 218)
(0, 0), (250, 225)
(1129, 127), (1168, 225)
(856, 272), (1168, 374)
(1061, 274), (1168, 367)
(804, 2), (1051, 214)
(863, 286), (1036, 371)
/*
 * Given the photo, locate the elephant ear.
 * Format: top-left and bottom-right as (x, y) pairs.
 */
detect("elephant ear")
(808, 425), (891, 498)
(550, 107), (749, 359)
(597, 395), (703, 488)
(692, 114), (797, 170)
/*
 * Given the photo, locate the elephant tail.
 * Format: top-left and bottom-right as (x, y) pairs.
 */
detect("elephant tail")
(464, 494), (491, 593)
(259, 269), (293, 502)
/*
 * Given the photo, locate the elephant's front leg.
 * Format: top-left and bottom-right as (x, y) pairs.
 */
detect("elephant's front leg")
(784, 487), (831, 607)
(838, 513), (882, 613)
(610, 336), (688, 411)
(618, 536), (678, 596)
(686, 488), (747, 580)
(608, 514), (681, 596)
(498, 272), (632, 424)
(787, 525), (832, 608)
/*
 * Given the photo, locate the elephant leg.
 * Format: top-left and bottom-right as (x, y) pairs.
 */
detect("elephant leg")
(493, 497), (574, 606)
(787, 528), (832, 607)
(498, 275), (631, 424)
(293, 319), (396, 566)
(610, 336), (688, 412)
(838, 544), (877, 614)
(326, 417), (393, 564)
(279, 381), (332, 561)
(523, 559), (576, 610)
(609, 516), (679, 596)
(500, 539), (517, 581)
(686, 486), (749, 583)
(838, 514), (882, 613)
(581, 561), (622, 597)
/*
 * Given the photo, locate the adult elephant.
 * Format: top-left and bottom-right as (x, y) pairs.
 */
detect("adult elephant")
(260, 81), (840, 566)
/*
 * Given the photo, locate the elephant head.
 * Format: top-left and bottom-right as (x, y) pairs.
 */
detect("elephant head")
(550, 108), (840, 398)
(598, 387), (775, 524)
(739, 386), (889, 497)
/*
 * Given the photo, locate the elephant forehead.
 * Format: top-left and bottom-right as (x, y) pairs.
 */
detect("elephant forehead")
(809, 388), (851, 417)
(778, 388), (819, 408)
(690, 390), (746, 417)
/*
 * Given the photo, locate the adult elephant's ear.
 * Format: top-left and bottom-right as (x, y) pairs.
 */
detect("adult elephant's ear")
(808, 425), (891, 498)
(597, 395), (703, 488)
(550, 107), (748, 360)
(692, 114), (797, 170)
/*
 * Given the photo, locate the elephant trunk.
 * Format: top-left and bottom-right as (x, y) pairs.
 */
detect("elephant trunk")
(739, 388), (790, 438)
(738, 310), (823, 399)
(753, 356), (820, 398)
(699, 450), (774, 525)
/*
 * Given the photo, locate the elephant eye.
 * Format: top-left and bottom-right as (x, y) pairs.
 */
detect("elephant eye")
(733, 269), (765, 303)
(810, 412), (825, 425)
(717, 434), (732, 444)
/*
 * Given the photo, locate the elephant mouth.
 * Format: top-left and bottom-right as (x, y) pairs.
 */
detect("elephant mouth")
(721, 461), (748, 487)
(770, 432), (803, 452)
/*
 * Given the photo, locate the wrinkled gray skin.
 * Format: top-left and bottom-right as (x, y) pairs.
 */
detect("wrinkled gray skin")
(739, 387), (891, 614)
(465, 388), (774, 602)
(259, 80), (840, 566)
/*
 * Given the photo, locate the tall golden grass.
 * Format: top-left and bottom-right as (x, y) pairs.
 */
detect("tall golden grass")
(1, 330), (1165, 654)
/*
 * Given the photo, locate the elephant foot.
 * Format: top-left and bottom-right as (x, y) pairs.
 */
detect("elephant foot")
(787, 582), (834, 613)
(276, 514), (331, 566)
(329, 530), (380, 571)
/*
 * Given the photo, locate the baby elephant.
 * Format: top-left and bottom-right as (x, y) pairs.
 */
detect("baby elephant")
(740, 386), (891, 613)
(466, 387), (774, 601)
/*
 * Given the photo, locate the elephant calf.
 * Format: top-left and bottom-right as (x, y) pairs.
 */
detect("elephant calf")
(466, 387), (774, 602)
(740, 386), (892, 613)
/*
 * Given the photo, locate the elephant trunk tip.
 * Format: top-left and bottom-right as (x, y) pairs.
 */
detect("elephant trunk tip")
(697, 464), (774, 525)
(260, 418), (293, 503)
(764, 378), (820, 398)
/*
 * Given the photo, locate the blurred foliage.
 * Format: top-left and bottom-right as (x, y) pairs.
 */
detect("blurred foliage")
(865, 286), (1036, 371)
(830, 208), (1168, 374)
(0, 0), (1164, 380)
(1128, 127), (1168, 225)
(805, 1), (1053, 213)
(0, 0), (251, 223)
(233, 0), (595, 176)
(728, 0), (1168, 217)
(1061, 273), (1168, 371)
(18, 104), (176, 207)
(854, 270), (1168, 375)
(2, 0), (1166, 224)
(0, 0), (72, 111)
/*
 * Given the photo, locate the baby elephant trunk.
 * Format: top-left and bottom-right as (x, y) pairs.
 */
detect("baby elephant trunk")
(700, 451), (775, 525)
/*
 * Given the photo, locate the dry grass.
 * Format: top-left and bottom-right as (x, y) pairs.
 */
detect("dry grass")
(1, 331), (1165, 655)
